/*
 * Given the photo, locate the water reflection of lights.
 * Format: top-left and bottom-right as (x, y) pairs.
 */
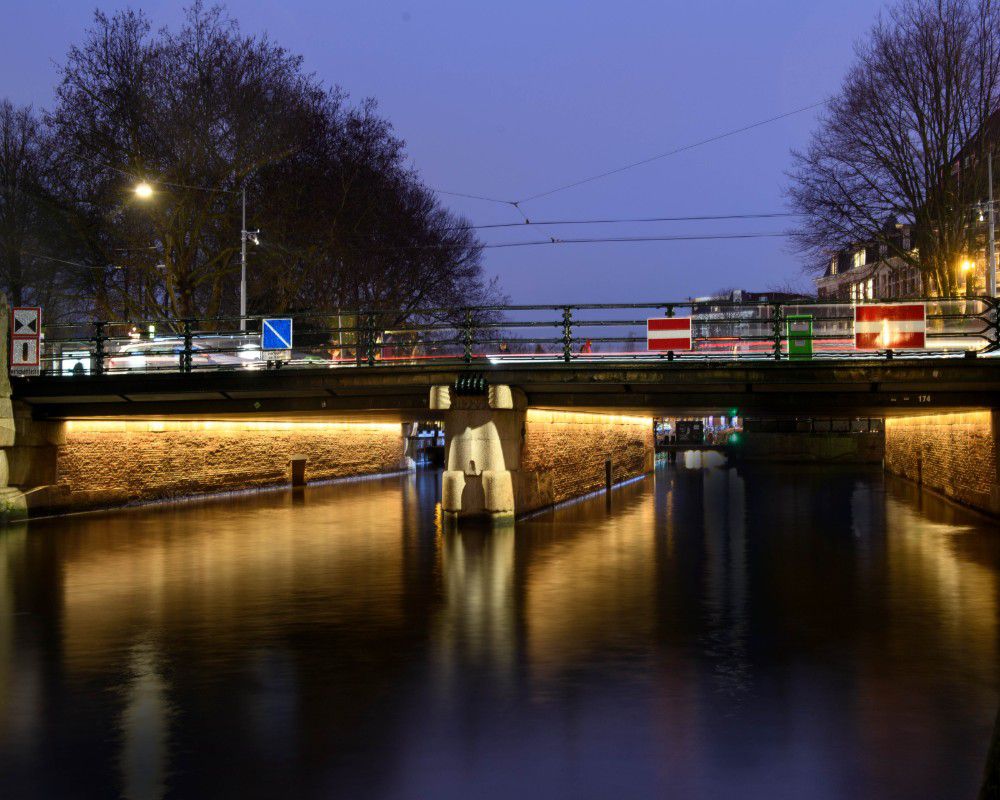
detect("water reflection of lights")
(0, 526), (37, 755)
(119, 641), (169, 800)
(58, 487), (408, 668)
(434, 525), (517, 676)
(524, 499), (659, 678)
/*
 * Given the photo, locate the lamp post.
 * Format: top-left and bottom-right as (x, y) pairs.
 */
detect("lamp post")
(134, 179), (258, 330)
(241, 186), (247, 329)
(988, 151), (996, 297)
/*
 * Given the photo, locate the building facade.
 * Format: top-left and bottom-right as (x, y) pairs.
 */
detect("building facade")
(814, 224), (927, 302)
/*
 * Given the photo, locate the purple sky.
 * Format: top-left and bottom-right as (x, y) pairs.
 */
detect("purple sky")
(0, 0), (887, 303)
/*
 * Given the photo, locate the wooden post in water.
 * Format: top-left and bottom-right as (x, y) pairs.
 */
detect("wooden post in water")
(290, 456), (307, 487)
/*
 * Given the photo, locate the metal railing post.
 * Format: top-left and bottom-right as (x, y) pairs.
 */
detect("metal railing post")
(463, 309), (473, 365)
(181, 320), (193, 373)
(664, 305), (676, 361)
(985, 297), (1000, 353)
(772, 303), (782, 361)
(93, 321), (106, 376)
(562, 307), (573, 363)
(366, 314), (377, 367)
(354, 315), (363, 367)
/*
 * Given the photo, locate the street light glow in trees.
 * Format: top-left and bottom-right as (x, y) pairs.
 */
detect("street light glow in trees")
(134, 179), (258, 330)
(961, 259), (976, 298)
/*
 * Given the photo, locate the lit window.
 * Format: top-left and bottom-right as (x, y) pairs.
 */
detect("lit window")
(866, 279), (874, 299)
(830, 256), (838, 275)
(852, 250), (865, 269)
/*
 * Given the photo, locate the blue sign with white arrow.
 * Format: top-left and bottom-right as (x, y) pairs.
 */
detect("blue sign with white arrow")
(261, 318), (293, 351)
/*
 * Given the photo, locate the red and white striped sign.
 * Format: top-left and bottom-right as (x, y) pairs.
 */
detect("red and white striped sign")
(854, 303), (926, 350)
(647, 317), (692, 351)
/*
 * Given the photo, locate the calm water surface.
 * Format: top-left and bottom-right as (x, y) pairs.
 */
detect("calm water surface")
(1, 459), (998, 799)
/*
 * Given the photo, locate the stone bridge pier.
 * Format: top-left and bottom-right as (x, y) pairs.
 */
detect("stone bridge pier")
(430, 383), (654, 521)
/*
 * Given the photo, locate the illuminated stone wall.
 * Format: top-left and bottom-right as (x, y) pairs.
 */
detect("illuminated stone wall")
(884, 411), (1000, 516)
(517, 409), (654, 510)
(53, 420), (407, 510)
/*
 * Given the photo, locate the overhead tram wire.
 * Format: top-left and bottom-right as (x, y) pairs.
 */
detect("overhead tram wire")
(269, 229), (791, 252)
(479, 231), (788, 249)
(516, 101), (824, 203)
(300, 229), (790, 250)
(445, 211), (801, 232)
(430, 100), (825, 211)
(431, 189), (530, 221)
(21, 231), (789, 274)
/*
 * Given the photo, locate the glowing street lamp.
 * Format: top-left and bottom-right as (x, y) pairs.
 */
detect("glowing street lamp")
(133, 179), (257, 330)
(961, 259), (976, 298)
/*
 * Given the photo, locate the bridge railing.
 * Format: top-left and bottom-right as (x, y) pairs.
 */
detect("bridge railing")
(31, 297), (1000, 376)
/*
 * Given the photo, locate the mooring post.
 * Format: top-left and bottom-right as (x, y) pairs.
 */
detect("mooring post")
(290, 456), (307, 487)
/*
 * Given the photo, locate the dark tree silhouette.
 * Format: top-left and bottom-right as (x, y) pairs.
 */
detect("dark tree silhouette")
(24, 3), (496, 321)
(789, 0), (1000, 295)
(0, 101), (79, 318)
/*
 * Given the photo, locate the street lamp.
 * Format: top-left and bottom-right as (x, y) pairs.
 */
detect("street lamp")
(988, 151), (997, 297)
(133, 179), (258, 330)
(961, 259), (976, 297)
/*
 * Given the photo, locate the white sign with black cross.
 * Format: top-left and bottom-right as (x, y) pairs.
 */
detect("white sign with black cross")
(10, 306), (41, 376)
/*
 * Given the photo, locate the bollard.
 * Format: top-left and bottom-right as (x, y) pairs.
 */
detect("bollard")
(605, 458), (613, 493)
(289, 456), (307, 487)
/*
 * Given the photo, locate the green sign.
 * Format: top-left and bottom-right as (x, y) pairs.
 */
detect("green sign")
(786, 314), (813, 360)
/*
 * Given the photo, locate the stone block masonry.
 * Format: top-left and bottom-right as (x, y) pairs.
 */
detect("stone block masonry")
(432, 383), (654, 519)
(884, 411), (1000, 517)
(51, 419), (407, 511)
(518, 409), (654, 510)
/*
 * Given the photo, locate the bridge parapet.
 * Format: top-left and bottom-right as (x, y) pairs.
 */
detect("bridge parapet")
(27, 296), (1000, 379)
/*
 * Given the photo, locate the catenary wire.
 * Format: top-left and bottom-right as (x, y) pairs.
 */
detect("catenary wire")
(444, 211), (801, 231)
(430, 101), (825, 208)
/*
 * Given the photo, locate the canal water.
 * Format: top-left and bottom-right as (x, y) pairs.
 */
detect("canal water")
(1, 458), (998, 799)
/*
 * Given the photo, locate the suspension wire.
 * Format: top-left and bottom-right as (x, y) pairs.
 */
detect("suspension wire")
(516, 102), (825, 203)
(430, 101), (824, 209)
(480, 232), (788, 249)
(444, 211), (801, 231)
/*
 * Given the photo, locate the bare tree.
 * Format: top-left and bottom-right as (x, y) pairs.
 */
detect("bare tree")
(38, 3), (496, 322)
(765, 279), (815, 299)
(0, 101), (78, 317)
(788, 0), (1000, 295)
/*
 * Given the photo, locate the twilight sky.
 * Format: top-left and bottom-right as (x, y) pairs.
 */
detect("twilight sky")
(0, 0), (888, 303)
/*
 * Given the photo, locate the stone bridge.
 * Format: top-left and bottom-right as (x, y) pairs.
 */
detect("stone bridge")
(3, 310), (1000, 520)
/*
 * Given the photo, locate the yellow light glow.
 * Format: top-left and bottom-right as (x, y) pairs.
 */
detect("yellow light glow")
(65, 419), (402, 434)
(961, 260), (975, 273)
(525, 408), (654, 428)
(885, 410), (992, 431)
(134, 182), (154, 199)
